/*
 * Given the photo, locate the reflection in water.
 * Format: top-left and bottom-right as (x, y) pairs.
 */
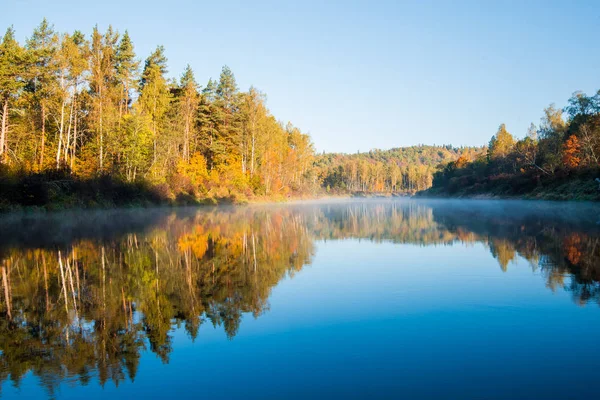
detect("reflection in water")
(0, 200), (599, 395)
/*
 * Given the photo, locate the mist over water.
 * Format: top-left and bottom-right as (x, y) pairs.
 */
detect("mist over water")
(1, 199), (600, 399)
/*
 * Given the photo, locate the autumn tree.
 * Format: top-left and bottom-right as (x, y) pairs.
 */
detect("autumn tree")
(138, 45), (170, 177)
(562, 134), (581, 168)
(488, 124), (515, 161)
(538, 104), (567, 174)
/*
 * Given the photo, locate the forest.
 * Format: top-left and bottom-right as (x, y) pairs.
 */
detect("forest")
(424, 91), (600, 200)
(0, 20), (480, 209)
(0, 20), (316, 207)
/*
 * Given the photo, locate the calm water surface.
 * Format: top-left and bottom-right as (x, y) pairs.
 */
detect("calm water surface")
(0, 199), (599, 399)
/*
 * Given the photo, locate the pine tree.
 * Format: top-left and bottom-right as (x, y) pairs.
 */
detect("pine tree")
(175, 65), (199, 162)
(198, 78), (222, 169)
(239, 87), (267, 176)
(0, 27), (26, 162)
(115, 31), (139, 117)
(26, 18), (58, 169)
(215, 65), (242, 168)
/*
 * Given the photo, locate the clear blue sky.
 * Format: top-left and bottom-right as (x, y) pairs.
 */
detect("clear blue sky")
(3, 0), (600, 153)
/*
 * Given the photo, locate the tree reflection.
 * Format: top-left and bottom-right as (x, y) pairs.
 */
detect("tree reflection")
(0, 201), (599, 394)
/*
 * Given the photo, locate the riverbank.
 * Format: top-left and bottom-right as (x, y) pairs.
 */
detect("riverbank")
(0, 172), (357, 213)
(0, 169), (422, 212)
(417, 169), (600, 201)
(0, 171), (255, 212)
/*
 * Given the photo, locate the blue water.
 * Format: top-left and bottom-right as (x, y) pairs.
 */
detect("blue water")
(1, 200), (599, 399)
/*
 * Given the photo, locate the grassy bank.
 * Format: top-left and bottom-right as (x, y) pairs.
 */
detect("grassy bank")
(417, 168), (600, 201)
(0, 170), (253, 212)
(0, 169), (416, 213)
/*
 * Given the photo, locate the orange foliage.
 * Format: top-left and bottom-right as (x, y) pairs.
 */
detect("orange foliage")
(562, 135), (581, 168)
(455, 155), (469, 169)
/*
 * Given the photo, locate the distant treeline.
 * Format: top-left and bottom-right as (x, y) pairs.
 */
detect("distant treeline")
(423, 92), (600, 200)
(314, 145), (483, 194)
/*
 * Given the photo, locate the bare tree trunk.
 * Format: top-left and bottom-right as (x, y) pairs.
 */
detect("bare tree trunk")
(40, 103), (46, 169)
(56, 99), (66, 169)
(250, 130), (255, 177)
(184, 96), (191, 162)
(71, 99), (78, 171)
(124, 82), (129, 115)
(0, 98), (8, 162)
(64, 97), (74, 166)
(99, 88), (104, 171)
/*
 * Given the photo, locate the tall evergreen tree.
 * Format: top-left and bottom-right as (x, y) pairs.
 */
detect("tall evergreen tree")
(215, 65), (242, 167)
(26, 18), (58, 169)
(0, 27), (26, 162)
(175, 65), (199, 162)
(198, 78), (221, 169)
(115, 31), (139, 117)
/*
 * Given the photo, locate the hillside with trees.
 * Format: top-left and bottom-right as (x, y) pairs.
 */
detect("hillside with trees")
(315, 145), (483, 195)
(421, 91), (600, 201)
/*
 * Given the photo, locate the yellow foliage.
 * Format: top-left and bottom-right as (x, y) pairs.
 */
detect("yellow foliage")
(177, 152), (209, 189)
